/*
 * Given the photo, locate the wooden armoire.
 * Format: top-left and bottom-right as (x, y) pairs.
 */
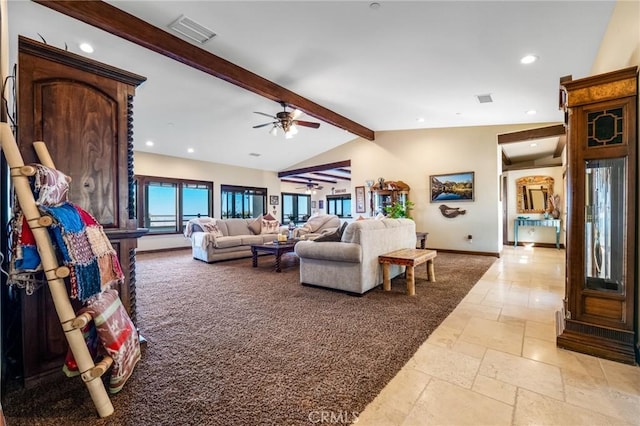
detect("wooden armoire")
(14, 36), (147, 386)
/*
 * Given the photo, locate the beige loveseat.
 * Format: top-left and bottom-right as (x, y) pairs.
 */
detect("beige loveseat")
(294, 218), (416, 294)
(186, 217), (285, 263)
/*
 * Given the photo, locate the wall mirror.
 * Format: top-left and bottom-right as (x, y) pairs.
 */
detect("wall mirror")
(516, 176), (554, 213)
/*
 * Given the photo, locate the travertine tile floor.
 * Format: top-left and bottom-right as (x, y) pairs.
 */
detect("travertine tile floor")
(357, 246), (640, 426)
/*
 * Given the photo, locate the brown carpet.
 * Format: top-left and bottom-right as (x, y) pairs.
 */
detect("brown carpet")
(3, 249), (495, 426)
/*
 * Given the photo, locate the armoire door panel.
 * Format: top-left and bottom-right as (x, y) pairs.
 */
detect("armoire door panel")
(36, 81), (119, 227)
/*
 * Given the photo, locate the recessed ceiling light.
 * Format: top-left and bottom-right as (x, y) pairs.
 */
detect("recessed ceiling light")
(369, 2), (381, 10)
(526, 109), (537, 115)
(145, 140), (154, 147)
(187, 148), (194, 153)
(521, 54), (538, 64)
(79, 42), (94, 53)
(416, 117), (425, 123)
(530, 143), (538, 147)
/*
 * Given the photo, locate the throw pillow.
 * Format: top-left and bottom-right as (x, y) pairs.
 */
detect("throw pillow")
(248, 215), (262, 235)
(375, 212), (385, 220)
(261, 219), (280, 234)
(263, 213), (277, 221)
(314, 221), (348, 242)
(202, 221), (223, 237)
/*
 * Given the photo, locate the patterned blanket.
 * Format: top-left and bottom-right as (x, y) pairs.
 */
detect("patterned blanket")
(8, 162), (122, 300)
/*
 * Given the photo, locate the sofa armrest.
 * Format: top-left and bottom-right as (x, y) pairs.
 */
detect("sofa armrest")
(191, 231), (217, 250)
(294, 241), (361, 263)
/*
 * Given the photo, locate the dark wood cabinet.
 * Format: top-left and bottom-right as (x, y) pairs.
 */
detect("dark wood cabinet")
(15, 36), (147, 386)
(557, 67), (638, 364)
(370, 180), (410, 216)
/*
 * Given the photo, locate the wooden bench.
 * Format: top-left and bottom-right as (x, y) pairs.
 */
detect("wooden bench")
(378, 248), (437, 296)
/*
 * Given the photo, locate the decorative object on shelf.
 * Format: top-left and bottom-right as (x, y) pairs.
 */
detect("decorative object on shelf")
(355, 186), (366, 213)
(548, 193), (561, 219)
(438, 204), (467, 218)
(365, 179), (374, 188)
(370, 179), (410, 216)
(269, 195), (279, 205)
(430, 171), (474, 202)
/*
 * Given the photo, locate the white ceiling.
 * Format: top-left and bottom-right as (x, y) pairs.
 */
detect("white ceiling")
(7, 1), (616, 172)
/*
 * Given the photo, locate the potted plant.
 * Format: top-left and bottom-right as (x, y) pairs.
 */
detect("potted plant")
(384, 200), (415, 219)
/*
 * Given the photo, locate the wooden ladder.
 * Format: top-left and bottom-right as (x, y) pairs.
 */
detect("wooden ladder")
(0, 123), (114, 418)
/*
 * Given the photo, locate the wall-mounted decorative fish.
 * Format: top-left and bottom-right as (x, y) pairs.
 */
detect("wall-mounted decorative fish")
(439, 204), (466, 218)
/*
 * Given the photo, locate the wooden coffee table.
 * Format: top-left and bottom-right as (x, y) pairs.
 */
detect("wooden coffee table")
(378, 248), (437, 296)
(251, 241), (298, 272)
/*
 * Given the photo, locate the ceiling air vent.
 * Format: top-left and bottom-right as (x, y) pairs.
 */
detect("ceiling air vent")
(476, 94), (493, 104)
(168, 15), (216, 44)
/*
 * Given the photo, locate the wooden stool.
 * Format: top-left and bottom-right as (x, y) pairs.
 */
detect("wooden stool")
(379, 249), (437, 296)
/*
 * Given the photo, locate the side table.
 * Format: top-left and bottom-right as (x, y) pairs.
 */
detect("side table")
(415, 232), (429, 249)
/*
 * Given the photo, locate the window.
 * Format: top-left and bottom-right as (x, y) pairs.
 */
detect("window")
(136, 175), (212, 234)
(221, 185), (267, 219)
(282, 192), (311, 224)
(327, 195), (352, 218)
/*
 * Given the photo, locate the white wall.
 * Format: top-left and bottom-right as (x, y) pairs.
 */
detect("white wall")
(286, 123), (555, 255)
(504, 166), (564, 245)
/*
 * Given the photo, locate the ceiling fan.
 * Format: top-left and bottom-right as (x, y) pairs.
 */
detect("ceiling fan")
(296, 180), (323, 193)
(253, 102), (321, 138)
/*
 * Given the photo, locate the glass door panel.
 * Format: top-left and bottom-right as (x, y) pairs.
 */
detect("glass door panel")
(584, 158), (626, 293)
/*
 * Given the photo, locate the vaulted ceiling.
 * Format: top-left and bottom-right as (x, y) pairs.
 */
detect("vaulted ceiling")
(6, 1), (615, 173)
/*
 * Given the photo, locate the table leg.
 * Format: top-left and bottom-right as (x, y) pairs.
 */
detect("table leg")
(406, 265), (415, 296)
(275, 252), (282, 272)
(427, 259), (436, 282)
(252, 247), (258, 268)
(382, 264), (391, 291)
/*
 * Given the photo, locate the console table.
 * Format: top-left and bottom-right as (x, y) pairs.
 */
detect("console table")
(514, 218), (561, 249)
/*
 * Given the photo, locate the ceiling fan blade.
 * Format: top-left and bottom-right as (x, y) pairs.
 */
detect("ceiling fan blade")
(253, 122), (274, 129)
(254, 111), (277, 119)
(294, 120), (321, 129)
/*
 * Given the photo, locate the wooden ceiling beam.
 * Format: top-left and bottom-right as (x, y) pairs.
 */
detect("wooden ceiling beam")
(278, 160), (351, 178)
(33, 0), (375, 141)
(312, 172), (351, 181)
(497, 124), (565, 144)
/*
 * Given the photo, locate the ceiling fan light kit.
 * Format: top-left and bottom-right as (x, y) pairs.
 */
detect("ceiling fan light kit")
(254, 102), (320, 138)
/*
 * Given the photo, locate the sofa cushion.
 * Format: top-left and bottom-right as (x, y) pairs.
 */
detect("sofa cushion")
(213, 236), (244, 249)
(224, 219), (252, 236)
(202, 221), (223, 237)
(241, 235), (265, 245)
(248, 216), (262, 235)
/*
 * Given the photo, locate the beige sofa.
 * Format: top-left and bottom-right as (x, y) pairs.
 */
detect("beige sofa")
(294, 218), (416, 294)
(186, 217), (285, 263)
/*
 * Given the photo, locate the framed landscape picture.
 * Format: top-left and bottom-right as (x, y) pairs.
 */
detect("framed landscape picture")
(430, 171), (474, 202)
(355, 186), (366, 213)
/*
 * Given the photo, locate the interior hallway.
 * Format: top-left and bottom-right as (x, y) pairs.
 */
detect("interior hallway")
(357, 246), (640, 425)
